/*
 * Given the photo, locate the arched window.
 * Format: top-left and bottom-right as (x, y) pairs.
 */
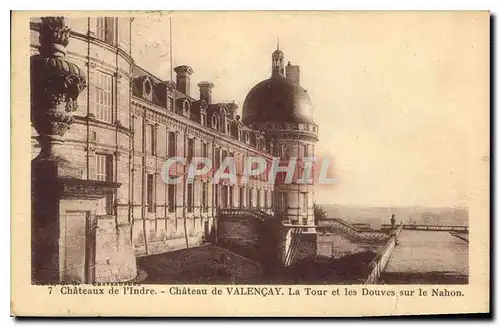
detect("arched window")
(142, 78), (153, 101)
(183, 100), (190, 117)
(212, 115), (219, 130)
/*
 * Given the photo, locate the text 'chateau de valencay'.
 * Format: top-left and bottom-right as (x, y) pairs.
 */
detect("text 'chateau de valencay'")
(30, 16), (323, 284)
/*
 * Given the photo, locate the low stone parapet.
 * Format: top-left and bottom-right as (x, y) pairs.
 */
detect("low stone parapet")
(364, 224), (403, 284)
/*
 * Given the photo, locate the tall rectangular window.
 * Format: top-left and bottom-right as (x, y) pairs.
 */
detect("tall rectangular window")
(248, 188), (253, 209)
(202, 142), (208, 158)
(187, 138), (194, 162)
(96, 17), (105, 41)
(96, 154), (113, 214)
(95, 71), (113, 123)
(278, 192), (287, 212)
(256, 189), (261, 209)
(301, 192), (308, 213)
(239, 187), (244, 209)
(214, 185), (219, 208)
(147, 124), (156, 155)
(168, 131), (176, 157)
(168, 184), (176, 213)
(214, 148), (220, 168)
(187, 183), (194, 213)
(96, 17), (116, 44)
(221, 186), (228, 209)
(151, 125), (156, 155)
(229, 186), (234, 208)
(202, 182), (208, 212)
(147, 174), (155, 213)
(280, 144), (287, 158)
(95, 154), (112, 182)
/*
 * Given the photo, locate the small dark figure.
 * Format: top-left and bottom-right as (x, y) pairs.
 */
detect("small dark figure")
(390, 214), (396, 228)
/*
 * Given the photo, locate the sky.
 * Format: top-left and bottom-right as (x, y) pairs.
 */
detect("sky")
(131, 11), (489, 207)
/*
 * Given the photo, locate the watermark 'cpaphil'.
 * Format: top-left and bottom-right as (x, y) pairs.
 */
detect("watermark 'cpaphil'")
(160, 155), (336, 185)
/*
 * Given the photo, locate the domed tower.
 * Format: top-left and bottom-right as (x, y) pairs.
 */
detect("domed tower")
(242, 45), (319, 263)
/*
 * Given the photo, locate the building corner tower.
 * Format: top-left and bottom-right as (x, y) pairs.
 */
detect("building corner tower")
(242, 45), (319, 265)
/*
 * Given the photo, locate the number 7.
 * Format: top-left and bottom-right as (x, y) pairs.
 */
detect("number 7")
(48, 287), (52, 294)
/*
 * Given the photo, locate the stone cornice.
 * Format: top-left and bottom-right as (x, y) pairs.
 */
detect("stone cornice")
(74, 115), (133, 137)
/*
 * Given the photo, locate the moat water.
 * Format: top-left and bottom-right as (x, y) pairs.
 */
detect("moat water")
(381, 230), (468, 284)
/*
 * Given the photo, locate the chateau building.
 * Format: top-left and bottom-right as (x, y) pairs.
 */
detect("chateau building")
(30, 16), (318, 281)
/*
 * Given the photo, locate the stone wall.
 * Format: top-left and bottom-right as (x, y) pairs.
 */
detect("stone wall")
(93, 218), (137, 282)
(217, 216), (261, 260)
(216, 214), (281, 266)
(317, 232), (381, 259)
(58, 200), (138, 283)
(291, 233), (317, 263)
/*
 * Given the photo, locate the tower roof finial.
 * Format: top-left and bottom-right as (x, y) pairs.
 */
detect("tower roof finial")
(277, 37), (280, 50)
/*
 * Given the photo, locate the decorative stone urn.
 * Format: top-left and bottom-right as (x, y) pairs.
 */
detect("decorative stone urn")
(30, 17), (132, 284)
(31, 17), (86, 162)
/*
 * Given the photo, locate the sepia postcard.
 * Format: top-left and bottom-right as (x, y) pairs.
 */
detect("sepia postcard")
(11, 10), (490, 316)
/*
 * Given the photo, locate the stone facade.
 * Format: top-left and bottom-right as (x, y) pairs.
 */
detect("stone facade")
(30, 16), (281, 264)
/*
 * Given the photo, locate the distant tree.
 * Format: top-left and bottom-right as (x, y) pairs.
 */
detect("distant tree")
(314, 204), (328, 225)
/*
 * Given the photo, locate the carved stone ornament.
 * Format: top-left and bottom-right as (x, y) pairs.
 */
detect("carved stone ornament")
(31, 17), (87, 159)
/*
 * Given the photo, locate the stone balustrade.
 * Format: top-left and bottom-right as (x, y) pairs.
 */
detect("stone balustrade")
(364, 224), (404, 284)
(318, 218), (390, 244)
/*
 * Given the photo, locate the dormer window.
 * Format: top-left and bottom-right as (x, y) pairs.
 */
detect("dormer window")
(143, 78), (153, 101)
(167, 97), (174, 111)
(183, 100), (190, 117)
(212, 116), (219, 130)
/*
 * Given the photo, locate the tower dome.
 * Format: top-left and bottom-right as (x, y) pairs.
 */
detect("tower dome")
(242, 46), (314, 125)
(242, 77), (314, 125)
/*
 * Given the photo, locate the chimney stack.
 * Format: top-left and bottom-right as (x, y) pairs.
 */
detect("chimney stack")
(173, 65), (193, 96)
(197, 81), (214, 104)
(286, 61), (300, 86)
